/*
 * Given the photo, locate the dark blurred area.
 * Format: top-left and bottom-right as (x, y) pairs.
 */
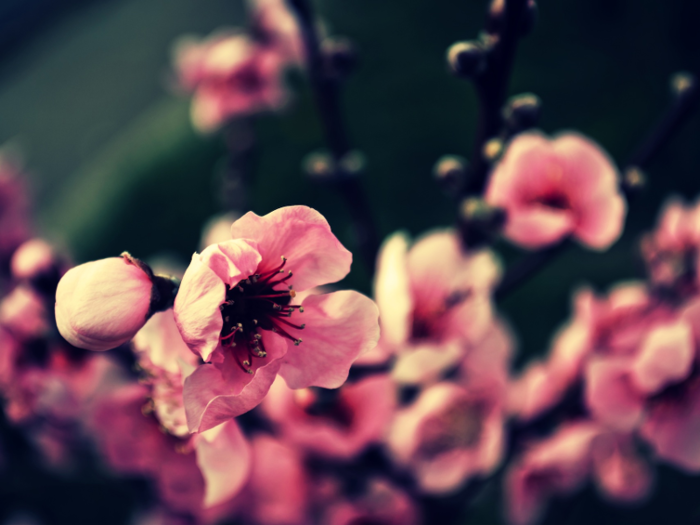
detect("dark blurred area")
(0, 0), (699, 523)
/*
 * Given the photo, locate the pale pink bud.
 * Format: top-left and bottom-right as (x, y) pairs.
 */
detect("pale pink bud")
(55, 254), (174, 351)
(11, 239), (56, 280)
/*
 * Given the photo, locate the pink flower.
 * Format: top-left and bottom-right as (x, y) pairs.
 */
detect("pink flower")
(55, 255), (158, 351)
(321, 479), (420, 525)
(505, 422), (650, 525)
(248, 0), (304, 64)
(133, 309), (201, 437)
(174, 206), (380, 432)
(0, 285), (49, 340)
(10, 238), (58, 281)
(262, 373), (396, 459)
(91, 384), (251, 514)
(485, 131), (626, 250)
(387, 381), (505, 494)
(368, 229), (500, 385)
(641, 198), (700, 295)
(173, 31), (289, 132)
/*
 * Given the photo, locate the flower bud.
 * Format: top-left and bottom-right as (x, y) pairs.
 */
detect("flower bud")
(11, 239), (56, 280)
(447, 41), (486, 78)
(55, 254), (161, 351)
(433, 155), (467, 192)
(459, 197), (506, 249)
(503, 93), (541, 133)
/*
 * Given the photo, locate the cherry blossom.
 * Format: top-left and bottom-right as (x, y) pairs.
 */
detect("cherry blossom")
(485, 131), (626, 250)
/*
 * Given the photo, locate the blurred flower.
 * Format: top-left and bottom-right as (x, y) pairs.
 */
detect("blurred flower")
(505, 422), (650, 525)
(485, 132), (626, 250)
(262, 374), (396, 459)
(174, 205), (380, 432)
(366, 229), (500, 385)
(387, 381), (505, 494)
(10, 239), (58, 282)
(0, 285), (49, 340)
(248, 0), (304, 64)
(173, 31), (290, 132)
(55, 255), (155, 351)
(320, 478), (419, 525)
(641, 198), (700, 297)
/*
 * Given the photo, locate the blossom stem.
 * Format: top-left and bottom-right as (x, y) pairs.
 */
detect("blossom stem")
(462, 0), (530, 197)
(221, 117), (257, 211)
(286, 0), (380, 269)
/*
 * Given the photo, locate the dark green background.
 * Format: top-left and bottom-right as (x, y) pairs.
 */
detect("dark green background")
(0, 0), (699, 523)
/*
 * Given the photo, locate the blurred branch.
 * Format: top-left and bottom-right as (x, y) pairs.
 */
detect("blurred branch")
(286, 0), (380, 271)
(462, 0), (532, 197)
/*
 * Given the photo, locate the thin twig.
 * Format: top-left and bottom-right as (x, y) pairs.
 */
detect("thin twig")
(286, 0), (380, 270)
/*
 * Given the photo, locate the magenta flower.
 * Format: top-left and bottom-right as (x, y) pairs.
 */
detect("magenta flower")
(173, 31), (289, 133)
(262, 374), (396, 459)
(485, 132), (626, 250)
(0, 285), (49, 341)
(174, 205), (380, 432)
(368, 229), (500, 385)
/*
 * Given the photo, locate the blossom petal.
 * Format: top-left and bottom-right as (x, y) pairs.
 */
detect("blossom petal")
(392, 341), (464, 386)
(229, 206), (352, 291)
(374, 232), (412, 347)
(504, 207), (575, 248)
(196, 420), (252, 508)
(585, 358), (644, 430)
(183, 360), (281, 433)
(631, 320), (694, 394)
(278, 290), (380, 389)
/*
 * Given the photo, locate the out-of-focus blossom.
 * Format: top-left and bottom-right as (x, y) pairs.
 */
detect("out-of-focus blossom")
(248, 0), (304, 64)
(91, 384), (251, 514)
(231, 435), (309, 525)
(262, 374), (396, 459)
(174, 205), (380, 433)
(173, 31), (289, 133)
(0, 285), (49, 340)
(55, 255), (154, 351)
(321, 479), (420, 525)
(641, 198), (700, 297)
(368, 229), (500, 385)
(510, 282), (675, 422)
(387, 381), (505, 494)
(506, 422), (650, 525)
(133, 310), (200, 437)
(485, 132), (626, 250)
(10, 239), (58, 281)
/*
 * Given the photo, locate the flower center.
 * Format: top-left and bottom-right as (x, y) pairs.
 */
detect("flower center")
(218, 256), (304, 374)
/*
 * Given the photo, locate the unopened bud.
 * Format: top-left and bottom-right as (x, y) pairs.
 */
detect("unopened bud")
(447, 41), (486, 78)
(55, 254), (176, 351)
(504, 93), (541, 132)
(459, 198), (506, 248)
(322, 37), (357, 79)
(11, 239), (57, 281)
(433, 155), (467, 191)
(303, 151), (335, 180)
(483, 138), (504, 162)
(487, 0), (537, 37)
(338, 150), (366, 177)
(671, 72), (697, 100)
(621, 167), (646, 195)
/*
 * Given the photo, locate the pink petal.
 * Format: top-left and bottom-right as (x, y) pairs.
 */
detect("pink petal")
(591, 433), (652, 502)
(229, 206), (352, 292)
(504, 207), (575, 248)
(174, 240), (261, 361)
(278, 290), (380, 389)
(392, 341), (464, 386)
(631, 320), (694, 394)
(183, 359), (281, 433)
(641, 382), (700, 471)
(195, 420), (252, 507)
(373, 232), (412, 347)
(574, 193), (626, 249)
(585, 358), (644, 430)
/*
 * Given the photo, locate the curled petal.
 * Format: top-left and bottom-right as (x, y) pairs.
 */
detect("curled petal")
(183, 360), (281, 433)
(195, 420), (252, 508)
(278, 291), (380, 389)
(374, 232), (412, 347)
(230, 206), (352, 291)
